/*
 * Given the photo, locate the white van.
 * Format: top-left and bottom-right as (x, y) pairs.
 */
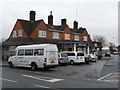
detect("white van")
(8, 44), (58, 70)
(63, 51), (85, 64)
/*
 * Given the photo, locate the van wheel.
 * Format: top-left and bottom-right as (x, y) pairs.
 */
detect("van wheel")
(70, 60), (74, 65)
(9, 62), (13, 68)
(31, 63), (37, 71)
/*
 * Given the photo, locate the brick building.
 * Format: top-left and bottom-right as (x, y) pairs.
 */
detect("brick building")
(2, 11), (93, 56)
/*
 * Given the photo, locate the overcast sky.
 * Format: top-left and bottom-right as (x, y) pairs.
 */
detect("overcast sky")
(1, 0), (119, 45)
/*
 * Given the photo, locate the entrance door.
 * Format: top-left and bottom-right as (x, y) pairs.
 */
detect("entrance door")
(68, 48), (72, 51)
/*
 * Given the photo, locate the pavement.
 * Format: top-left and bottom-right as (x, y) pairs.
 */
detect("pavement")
(0, 60), (9, 67)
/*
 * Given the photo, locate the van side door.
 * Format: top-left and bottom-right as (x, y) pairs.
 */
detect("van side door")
(66, 53), (76, 62)
(17, 49), (24, 66)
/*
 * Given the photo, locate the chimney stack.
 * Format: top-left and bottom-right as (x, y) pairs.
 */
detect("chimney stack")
(29, 11), (36, 22)
(61, 19), (67, 26)
(48, 11), (53, 26)
(73, 21), (78, 29)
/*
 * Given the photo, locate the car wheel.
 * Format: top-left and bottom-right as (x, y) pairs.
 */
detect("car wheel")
(31, 63), (37, 71)
(70, 60), (74, 65)
(9, 62), (14, 68)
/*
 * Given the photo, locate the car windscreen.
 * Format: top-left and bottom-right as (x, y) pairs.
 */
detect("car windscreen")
(61, 53), (68, 57)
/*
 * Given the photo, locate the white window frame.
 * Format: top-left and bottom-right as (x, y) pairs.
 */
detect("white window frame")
(83, 36), (88, 41)
(53, 32), (59, 39)
(18, 30), (23, 37)
(64, 34), (70, 40)
(74, 35), (79, 41)
(12, 30), (17, 37)
(38, 30), (46, 38)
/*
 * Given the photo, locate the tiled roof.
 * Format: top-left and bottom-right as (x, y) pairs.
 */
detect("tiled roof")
(18, 19), (43, 36)
(3, 37), (92, 46)
(70, 27), (86, 34)
(47, 24), (67, 32)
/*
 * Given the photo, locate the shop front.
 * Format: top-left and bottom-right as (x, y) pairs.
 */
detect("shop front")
(57, 42), (92, 54)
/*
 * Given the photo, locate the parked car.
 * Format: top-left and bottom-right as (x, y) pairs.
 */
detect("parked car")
(8, 44), (58, 70)
(84, 54), (93, 63)
(64, 51), (85, 64)
(112, 52), (118, 55)
(105, 52), (111, 57)
(85, 54), (97, 63)
(58, 52), (68, 65)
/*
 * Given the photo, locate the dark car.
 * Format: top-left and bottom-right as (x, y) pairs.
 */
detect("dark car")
(105, 52), (111, 57)
(85, 54), (93, 63)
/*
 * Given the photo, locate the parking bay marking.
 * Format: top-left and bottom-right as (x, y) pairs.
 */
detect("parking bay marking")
(97, 73), (113, 81)
(0, 78), (18, 83)
(97, 73), (120, 82)
(22, 74), (64, 83)
(34, 85), (62, 90)
(34, 85), (51, 88)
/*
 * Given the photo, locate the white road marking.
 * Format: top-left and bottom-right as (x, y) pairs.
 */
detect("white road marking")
(97, 73), (113, 80)
(22, 74), (64, 83)
(0, 78), (17, 83)
(34, 85), (62, 90)
(34, 85), (51, 88)
(99, 80), (119, 82)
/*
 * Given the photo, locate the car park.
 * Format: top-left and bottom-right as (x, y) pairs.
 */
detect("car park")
(58, 52), (69, 65)
(63, 51), (85, 64)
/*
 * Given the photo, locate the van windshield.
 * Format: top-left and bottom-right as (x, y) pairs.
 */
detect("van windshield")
(10, 50), (16, 56)
(77, 53), (84, 56)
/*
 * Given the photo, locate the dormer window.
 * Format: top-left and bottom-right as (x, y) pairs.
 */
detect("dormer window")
(38, 30), (46, 38)
(12, 31), (17, 37)
(64, 34), (70, 40)
(83, 36), (87, 41)
(74, 35), (79, 41)
(53, 32), (59, 39)
(18, 30), (23, 37)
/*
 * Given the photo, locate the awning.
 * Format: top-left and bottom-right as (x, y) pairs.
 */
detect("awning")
(58, 42), (88, 46)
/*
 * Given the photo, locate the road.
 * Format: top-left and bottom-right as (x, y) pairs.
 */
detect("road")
(0, 55), (119, 89)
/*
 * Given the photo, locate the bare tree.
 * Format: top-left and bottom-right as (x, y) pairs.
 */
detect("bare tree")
(109, 42), (117, 53)
(93, 35), (107, 59)
(93, 35), (107, 47)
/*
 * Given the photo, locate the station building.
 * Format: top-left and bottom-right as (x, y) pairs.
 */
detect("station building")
(2, 11), (93, 56)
